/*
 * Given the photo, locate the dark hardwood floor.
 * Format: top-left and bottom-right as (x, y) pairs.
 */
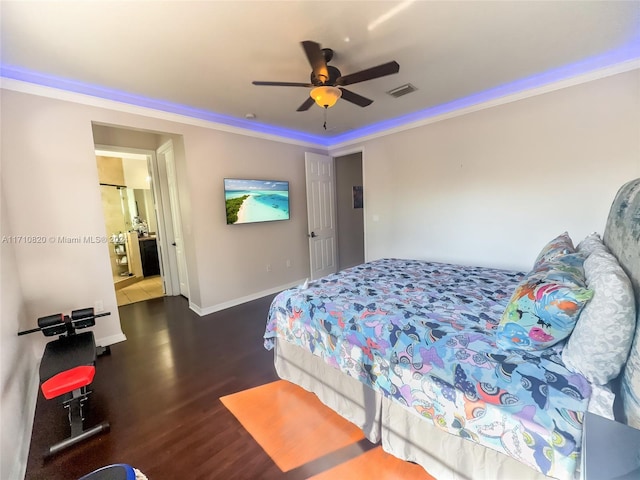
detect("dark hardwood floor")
(24, 295), (375, 480)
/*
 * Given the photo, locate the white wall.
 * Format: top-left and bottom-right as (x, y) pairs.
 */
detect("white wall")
(356, 70), (640, 271)
(0, 191), (40, 480)
(2, 89), (318, 318)
(122, 157), (150, 190)
(92, 122), (320, 311)
(181, 129), (314, 310)
(1, 93), (127, 346)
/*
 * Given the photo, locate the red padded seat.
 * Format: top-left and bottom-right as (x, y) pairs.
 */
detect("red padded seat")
(41, 366), (95, 400)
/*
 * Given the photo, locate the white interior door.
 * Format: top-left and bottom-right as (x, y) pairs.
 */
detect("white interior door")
(157, 140), (189, 297)
(305, 152), (337, 280)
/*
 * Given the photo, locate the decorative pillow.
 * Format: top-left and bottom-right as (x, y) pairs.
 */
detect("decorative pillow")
(533, 232), (575, 269)
(576, 232), (609, 256)
(532, 253), (588, 286)
(496, 271), (593, 352)
(562, 249), (636, 385)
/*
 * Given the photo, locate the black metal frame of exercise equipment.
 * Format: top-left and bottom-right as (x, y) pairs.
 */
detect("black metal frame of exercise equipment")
(19, 308), (112, 457)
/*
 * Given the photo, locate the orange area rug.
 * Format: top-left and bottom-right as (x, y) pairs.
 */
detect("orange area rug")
(221, 379), (435, 479)
(220, 379), (365, 472)
(308, 445), (435, 480)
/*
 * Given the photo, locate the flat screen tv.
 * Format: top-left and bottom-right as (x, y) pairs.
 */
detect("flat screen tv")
(224, 178), (290, 225)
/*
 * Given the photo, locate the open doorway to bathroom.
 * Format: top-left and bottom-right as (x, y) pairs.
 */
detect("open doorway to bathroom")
(96, 151), (165, 306)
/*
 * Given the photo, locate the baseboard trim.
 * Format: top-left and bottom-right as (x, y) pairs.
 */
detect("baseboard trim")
(95, 332), (127, 347)
(189, 279), (306, 316)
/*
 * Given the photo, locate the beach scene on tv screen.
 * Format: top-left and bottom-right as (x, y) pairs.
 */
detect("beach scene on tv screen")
(225, 179), (290, 224)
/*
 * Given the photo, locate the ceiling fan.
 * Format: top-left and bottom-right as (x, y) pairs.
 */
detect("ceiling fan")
(252, 40), (400, 112)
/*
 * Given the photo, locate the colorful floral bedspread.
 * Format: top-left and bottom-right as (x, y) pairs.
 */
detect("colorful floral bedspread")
(264, 259), (591, 480)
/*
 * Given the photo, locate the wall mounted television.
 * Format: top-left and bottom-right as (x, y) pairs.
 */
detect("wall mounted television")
(224, 178), (290, 225)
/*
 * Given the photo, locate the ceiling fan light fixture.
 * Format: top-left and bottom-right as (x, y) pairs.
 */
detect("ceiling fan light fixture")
(310, 86), (342, 108)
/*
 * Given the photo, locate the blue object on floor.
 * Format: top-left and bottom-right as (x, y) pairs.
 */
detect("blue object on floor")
(78, 464), (136, 480)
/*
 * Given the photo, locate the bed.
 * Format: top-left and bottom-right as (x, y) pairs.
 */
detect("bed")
(264, 178), (640, 480)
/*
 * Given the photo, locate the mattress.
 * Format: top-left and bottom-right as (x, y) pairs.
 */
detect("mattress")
(265, 258), (591, 479)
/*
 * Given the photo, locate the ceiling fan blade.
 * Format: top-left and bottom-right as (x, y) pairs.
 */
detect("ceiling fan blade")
(301, 40), (329, 82)
(252, 81), (312, 87)
(296, 96), (316, 112)
(336, 61), (400, 86)
(339, 88), (373, 107)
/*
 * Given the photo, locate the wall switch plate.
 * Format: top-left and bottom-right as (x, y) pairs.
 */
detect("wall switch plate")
(266, 264), (272, 272)
(95, 300), (104, 313)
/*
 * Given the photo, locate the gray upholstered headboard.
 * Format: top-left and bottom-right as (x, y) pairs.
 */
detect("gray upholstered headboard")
(604, 178), (640, 311)
(603, 178), (640, 427)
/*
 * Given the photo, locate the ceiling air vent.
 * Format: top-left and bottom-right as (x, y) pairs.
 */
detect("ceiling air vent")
(386, 83), (417, 98)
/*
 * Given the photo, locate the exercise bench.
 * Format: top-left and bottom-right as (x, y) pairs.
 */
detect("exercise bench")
(19, 308), (111, 457)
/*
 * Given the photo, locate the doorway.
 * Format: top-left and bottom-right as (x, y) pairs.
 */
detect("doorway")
(95, 149), (165, 306)
(305, 150), (365, 280)
(334, 151), (365, 270)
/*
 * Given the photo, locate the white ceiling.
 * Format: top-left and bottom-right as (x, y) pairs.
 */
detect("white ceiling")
(2, 1), (639, 139)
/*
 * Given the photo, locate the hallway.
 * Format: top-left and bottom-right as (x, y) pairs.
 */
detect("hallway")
(115, 276), (164, 306)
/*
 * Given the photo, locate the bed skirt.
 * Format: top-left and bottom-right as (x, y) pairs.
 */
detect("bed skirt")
(274, 338), (382, 442)
(274, 340), (551, 480)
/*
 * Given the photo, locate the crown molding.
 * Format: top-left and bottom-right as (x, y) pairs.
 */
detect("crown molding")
(328, 57), (640, 151)
(0, 76), (327, 149)
(3, 56), (639, 152)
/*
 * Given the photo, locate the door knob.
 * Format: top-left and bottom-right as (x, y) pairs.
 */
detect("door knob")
(309, 232), (317, 238)
(171, 242), (177, 246)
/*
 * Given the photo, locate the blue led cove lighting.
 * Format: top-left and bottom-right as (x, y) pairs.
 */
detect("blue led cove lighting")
(329, 41), (640, 145)
(0, 64), (329, 146)
(1, 38), (639, 148)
